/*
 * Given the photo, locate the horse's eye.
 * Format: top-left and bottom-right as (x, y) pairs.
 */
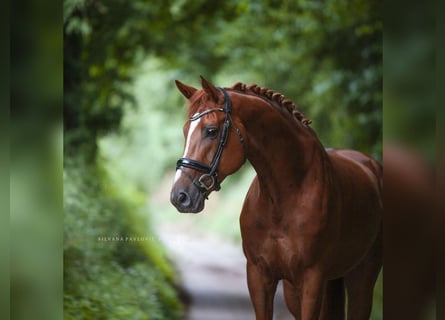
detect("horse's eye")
(204, 127), (219, 139)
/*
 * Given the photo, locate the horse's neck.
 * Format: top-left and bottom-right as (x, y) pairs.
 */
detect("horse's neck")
(238, 95), (331, 203)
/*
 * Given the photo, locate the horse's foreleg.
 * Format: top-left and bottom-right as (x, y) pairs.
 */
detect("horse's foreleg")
(283, 279), (301, 320)
(246, 261), (278, 320)
(300, 266), (325, 320)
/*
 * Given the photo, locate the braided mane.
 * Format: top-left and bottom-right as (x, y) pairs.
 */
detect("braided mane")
(229, 82), (312, 126)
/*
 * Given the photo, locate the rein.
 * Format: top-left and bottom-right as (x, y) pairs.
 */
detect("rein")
(176, 88), (245, 194)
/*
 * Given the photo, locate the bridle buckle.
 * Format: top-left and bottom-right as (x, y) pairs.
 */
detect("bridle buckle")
(197, 174), (216, 191)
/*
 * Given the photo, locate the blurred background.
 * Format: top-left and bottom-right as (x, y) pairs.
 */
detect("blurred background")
(62, 0), (382, 319)
(13, 0), (443, 319)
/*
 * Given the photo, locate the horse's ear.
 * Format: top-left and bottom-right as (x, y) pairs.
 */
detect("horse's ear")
(175, 80), (197, 100)
(200, 75), (223, 103)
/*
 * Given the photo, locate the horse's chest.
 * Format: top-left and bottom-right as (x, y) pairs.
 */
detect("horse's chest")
(240, 190), (329, 276)
(241, 224), (317, 278)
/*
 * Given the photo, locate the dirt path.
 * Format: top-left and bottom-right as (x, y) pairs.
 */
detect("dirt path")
(158, 225), (293, 320)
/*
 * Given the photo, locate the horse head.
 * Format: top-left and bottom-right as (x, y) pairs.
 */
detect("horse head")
(170, 76), (246, 213)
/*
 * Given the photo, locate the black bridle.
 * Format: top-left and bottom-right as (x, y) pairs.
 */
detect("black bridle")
(176, 88), (244, 194)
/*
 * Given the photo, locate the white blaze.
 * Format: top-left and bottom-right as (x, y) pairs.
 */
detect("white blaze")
(173, 115), (201, 185)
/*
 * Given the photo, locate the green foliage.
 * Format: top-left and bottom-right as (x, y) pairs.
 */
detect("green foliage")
(64, 0), (381, 159)
(212, 0), (382, 159)
(63, 0), (240, 156)
(383, 27), (435, 160)
(63, 156), (183, 319)
(370, 272), (383, 320)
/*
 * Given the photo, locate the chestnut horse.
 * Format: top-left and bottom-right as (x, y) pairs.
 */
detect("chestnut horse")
(170, 76), (382, 320)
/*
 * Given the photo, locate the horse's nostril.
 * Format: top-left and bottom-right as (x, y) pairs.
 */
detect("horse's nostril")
(178, 192), (190, 207)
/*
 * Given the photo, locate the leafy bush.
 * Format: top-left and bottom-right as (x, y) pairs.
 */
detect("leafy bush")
(64, 155), (183, 319)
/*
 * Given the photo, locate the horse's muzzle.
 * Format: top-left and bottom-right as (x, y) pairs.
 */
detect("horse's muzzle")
(170, 187), (205, 213)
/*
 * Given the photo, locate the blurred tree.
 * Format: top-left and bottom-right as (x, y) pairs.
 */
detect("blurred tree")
(64, 0), (381, 160)
(64, 0), (242, 158)
(213, 0), (382, 158)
